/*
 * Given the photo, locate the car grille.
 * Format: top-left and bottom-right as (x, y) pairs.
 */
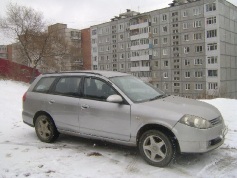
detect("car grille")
(210, 116), (222, 126)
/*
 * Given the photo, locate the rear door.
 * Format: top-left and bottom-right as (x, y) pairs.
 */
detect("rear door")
(79, 77), (131, 141)
(46, 76), (82, 132)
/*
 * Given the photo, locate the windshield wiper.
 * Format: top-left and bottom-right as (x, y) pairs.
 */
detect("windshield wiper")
(149, 94), (166, 101)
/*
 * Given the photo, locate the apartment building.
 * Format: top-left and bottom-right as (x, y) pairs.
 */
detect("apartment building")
(47, 23), (83, 72)
(0, 45), (8, 59)
(90, 0), (237, 99)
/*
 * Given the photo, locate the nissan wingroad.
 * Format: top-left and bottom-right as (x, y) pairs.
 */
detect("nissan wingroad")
(22, 71), (227, 167)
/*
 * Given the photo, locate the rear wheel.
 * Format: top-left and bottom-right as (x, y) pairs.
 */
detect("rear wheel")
(138, 130), (175, 167)
(35, 114), (59, 143)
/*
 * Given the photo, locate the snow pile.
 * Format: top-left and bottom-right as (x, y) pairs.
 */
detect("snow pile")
(0, 80), (237, 178)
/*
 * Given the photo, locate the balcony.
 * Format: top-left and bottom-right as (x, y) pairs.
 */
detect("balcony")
(131, 55), (150, 62)
(130, 33), (149, 40)
(131, 66), (150, 72)
(130, 22), (148, 30)
(131, 44), (149, 51)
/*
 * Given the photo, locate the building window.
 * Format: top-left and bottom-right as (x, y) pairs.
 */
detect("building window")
(92, 39), (96, 44)
(207, 16), (216, 25)
(195, 46), (203, 53)
(119, 24), (124, 31)
(162, 26), (168, 32)
(173, 23), (178, 27)
(153, 39), (158, 45)
(208, 70), (218, 77)
(153, 27), (158, 34)
(193, 20), (201, 28)
(163, 49), (168, 55)
(172, 12), (178, 16)
(208, 82), (218, 89)
(163, 37), (168, 44)
(184, 47), (190, 54)
(184, 34), (189, 41)
(162, 14), (167, 21)
(174, 83), (180, 87)
(155, 61), (158, 67)
(194, 58), (202, 65)
(185, 71), (190, 78)
(92, 47), (97, 52)
(207, 29), (217, 38)
(183, 23), (188, 29)
(93, 65), (98, 70)
(184, 59), (190, 66)
(183, 11), (187, 17)
(195, 83), (203, 90)
(193, 7), (201, 16)
(185, 84), (190, 90)
(163, 83), (168, 90)
(194, 33), (202, 40)
(207, 43), (217, 51)
(153, 17), (158, 23)
(163, 72), (168, 78)
(206, 3), (216, 12)
(164, 60), (169, 67)
(153, 50), (159, 56)
(93, 56), (97, 61)
(207, 56), (218, 64)
(195, 71), (203, 78)
(174, 77), (180, 81)
(92, 29), (97, 35)
(173, 29), (178, 33)
(120, 63), (124, 69)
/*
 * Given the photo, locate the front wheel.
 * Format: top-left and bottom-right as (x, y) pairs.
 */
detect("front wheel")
(138, 130), (175, 167)
(35, 114), (59, 143)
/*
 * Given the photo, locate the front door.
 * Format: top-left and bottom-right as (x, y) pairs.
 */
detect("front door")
(79, 77), (131, 141)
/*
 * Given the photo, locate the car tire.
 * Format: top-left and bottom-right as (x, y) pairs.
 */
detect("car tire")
(138, 130), (175, 167)
(35, 114), (59, 143)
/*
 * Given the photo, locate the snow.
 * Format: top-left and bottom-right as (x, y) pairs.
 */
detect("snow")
(0, 80), (237, 178)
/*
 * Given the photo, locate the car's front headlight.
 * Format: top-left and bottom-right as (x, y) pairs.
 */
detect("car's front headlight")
(179, 115), (212, 129)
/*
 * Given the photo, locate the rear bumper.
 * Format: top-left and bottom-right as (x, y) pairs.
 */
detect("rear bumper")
(22, 111), (34, 127)
(172, 122), (227, 153)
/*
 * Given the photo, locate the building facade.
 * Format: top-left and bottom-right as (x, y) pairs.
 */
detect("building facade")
(90, 0), (237, 99)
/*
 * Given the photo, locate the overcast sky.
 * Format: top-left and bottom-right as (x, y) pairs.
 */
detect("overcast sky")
(1, 0), (237, 45)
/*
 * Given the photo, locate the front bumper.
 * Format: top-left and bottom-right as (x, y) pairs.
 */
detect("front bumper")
(172, 122), (228, 153)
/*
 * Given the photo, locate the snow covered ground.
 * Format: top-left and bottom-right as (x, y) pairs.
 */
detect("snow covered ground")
(0, 80), (237, 178)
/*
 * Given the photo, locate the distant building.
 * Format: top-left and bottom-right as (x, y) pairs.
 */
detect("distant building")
(47, 23), (83, 72)
(90, 0), (237, 99)
(0, 45), (8, 59)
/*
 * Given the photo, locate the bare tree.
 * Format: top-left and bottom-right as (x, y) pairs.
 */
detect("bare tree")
(0, 3), (69, 77)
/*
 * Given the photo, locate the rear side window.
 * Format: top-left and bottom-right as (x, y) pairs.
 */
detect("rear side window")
(53, 77), (81, 97)
(33, 77), (56, 93)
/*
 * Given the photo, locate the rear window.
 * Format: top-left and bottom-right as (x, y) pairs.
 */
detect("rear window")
(33, 77), (56, 93)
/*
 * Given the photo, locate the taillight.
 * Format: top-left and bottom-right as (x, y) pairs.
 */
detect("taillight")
(23, 92), (27, 102)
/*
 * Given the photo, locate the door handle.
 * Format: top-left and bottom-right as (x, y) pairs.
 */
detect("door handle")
(49, 100), (55, 104)
(81, 104), (89, 110)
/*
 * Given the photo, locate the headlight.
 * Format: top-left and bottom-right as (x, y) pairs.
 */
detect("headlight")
(179, 115), (212, 129)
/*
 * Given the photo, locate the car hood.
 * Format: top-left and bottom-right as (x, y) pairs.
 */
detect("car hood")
(132, 95), (221, 129)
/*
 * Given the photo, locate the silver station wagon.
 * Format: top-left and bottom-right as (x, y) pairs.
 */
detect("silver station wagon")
(22, 71), (227, 167)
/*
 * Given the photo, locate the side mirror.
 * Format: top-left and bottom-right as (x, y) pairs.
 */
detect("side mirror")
(106, 94), (123, 103)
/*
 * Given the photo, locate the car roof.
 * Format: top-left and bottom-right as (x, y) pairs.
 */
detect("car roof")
(43, 70), (130, 78)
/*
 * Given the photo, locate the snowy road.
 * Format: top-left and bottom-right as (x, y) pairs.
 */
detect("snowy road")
(0, 80), (237, 178)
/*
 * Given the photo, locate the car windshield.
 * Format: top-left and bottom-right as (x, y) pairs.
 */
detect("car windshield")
(110, 75), (166, 103)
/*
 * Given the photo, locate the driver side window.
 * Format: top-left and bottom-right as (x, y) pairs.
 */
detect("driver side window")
(83, 78), (116, 101)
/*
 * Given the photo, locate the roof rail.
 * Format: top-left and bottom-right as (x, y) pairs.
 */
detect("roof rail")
(42, 70), (103, 76)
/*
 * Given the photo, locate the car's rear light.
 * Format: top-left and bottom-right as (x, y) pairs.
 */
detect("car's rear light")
(23, 92), (27, 102)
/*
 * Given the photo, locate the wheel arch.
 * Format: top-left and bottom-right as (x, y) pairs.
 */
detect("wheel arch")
(33, 111), (54, 126)
(136, 124), (180, 153)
